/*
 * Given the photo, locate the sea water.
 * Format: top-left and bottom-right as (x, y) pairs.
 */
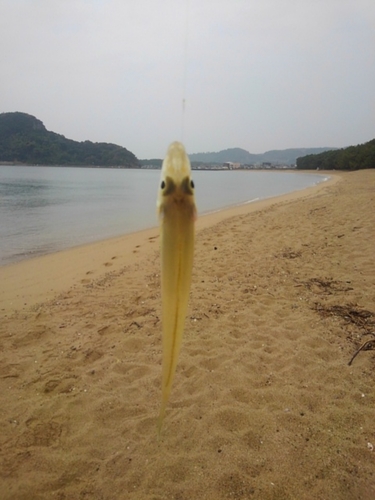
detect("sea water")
(0, 166), (326, 266)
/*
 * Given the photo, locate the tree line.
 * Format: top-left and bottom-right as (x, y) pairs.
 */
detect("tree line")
(0, 112), (140, 167)
(296, 139), (375, 170)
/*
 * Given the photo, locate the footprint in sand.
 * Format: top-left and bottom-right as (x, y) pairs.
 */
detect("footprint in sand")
(104, 262), (113, 267)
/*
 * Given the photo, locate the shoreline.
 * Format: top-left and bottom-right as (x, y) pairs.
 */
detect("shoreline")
(0, 172), (339, 313)
(1, 169), (374, 499)
(0, 168), (329, 270)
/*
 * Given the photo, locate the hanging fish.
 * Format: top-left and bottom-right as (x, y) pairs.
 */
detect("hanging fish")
(157, 141), (197, 432)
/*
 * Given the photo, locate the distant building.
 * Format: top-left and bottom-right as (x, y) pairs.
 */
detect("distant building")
(223, 162), (241, 169)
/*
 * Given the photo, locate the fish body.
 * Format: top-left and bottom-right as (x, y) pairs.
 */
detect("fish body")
(157, 141), (196, 431)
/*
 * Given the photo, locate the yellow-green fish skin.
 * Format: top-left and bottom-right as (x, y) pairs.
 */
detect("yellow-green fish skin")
(157, 141), (197, 432)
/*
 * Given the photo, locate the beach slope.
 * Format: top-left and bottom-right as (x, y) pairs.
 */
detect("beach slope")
(0, 170), (374, 499)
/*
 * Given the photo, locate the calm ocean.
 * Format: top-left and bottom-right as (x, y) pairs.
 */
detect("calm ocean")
(0, 166), (327, 266)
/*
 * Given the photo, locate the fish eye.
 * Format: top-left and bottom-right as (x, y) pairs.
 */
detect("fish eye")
(190, 180), (195, 189)
(160, 180), (166, 189)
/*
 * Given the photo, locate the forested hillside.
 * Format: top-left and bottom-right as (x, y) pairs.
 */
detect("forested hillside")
(189, 147), (335, 165)
(0, 112), (140, 167)
(296, 139), (375, 170)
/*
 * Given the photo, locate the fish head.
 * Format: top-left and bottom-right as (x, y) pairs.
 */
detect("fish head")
(157, 141), (197, 219)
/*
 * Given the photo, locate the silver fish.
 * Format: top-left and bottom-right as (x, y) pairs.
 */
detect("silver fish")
(157, 141), (197, 432)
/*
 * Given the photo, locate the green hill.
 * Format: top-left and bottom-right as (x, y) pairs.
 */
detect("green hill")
(0, 112), (140, 167)
(296, 139), (375, 170)
(188, 147), (335, 165)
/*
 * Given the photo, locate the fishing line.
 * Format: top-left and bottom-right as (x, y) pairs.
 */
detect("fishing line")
(181, 0), (190, 143)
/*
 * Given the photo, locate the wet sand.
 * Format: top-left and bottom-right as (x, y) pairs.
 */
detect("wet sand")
(1, 169), (374, 499)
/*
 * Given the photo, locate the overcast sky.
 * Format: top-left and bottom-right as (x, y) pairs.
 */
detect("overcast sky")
(1, 0), (374, 158)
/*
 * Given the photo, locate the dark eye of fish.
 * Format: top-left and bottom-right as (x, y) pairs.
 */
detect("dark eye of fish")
(161, 180), (166, 189)
(181, 176), (194, 195)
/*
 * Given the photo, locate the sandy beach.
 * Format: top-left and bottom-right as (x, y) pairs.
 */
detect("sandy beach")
(1, 169), (374, 499)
